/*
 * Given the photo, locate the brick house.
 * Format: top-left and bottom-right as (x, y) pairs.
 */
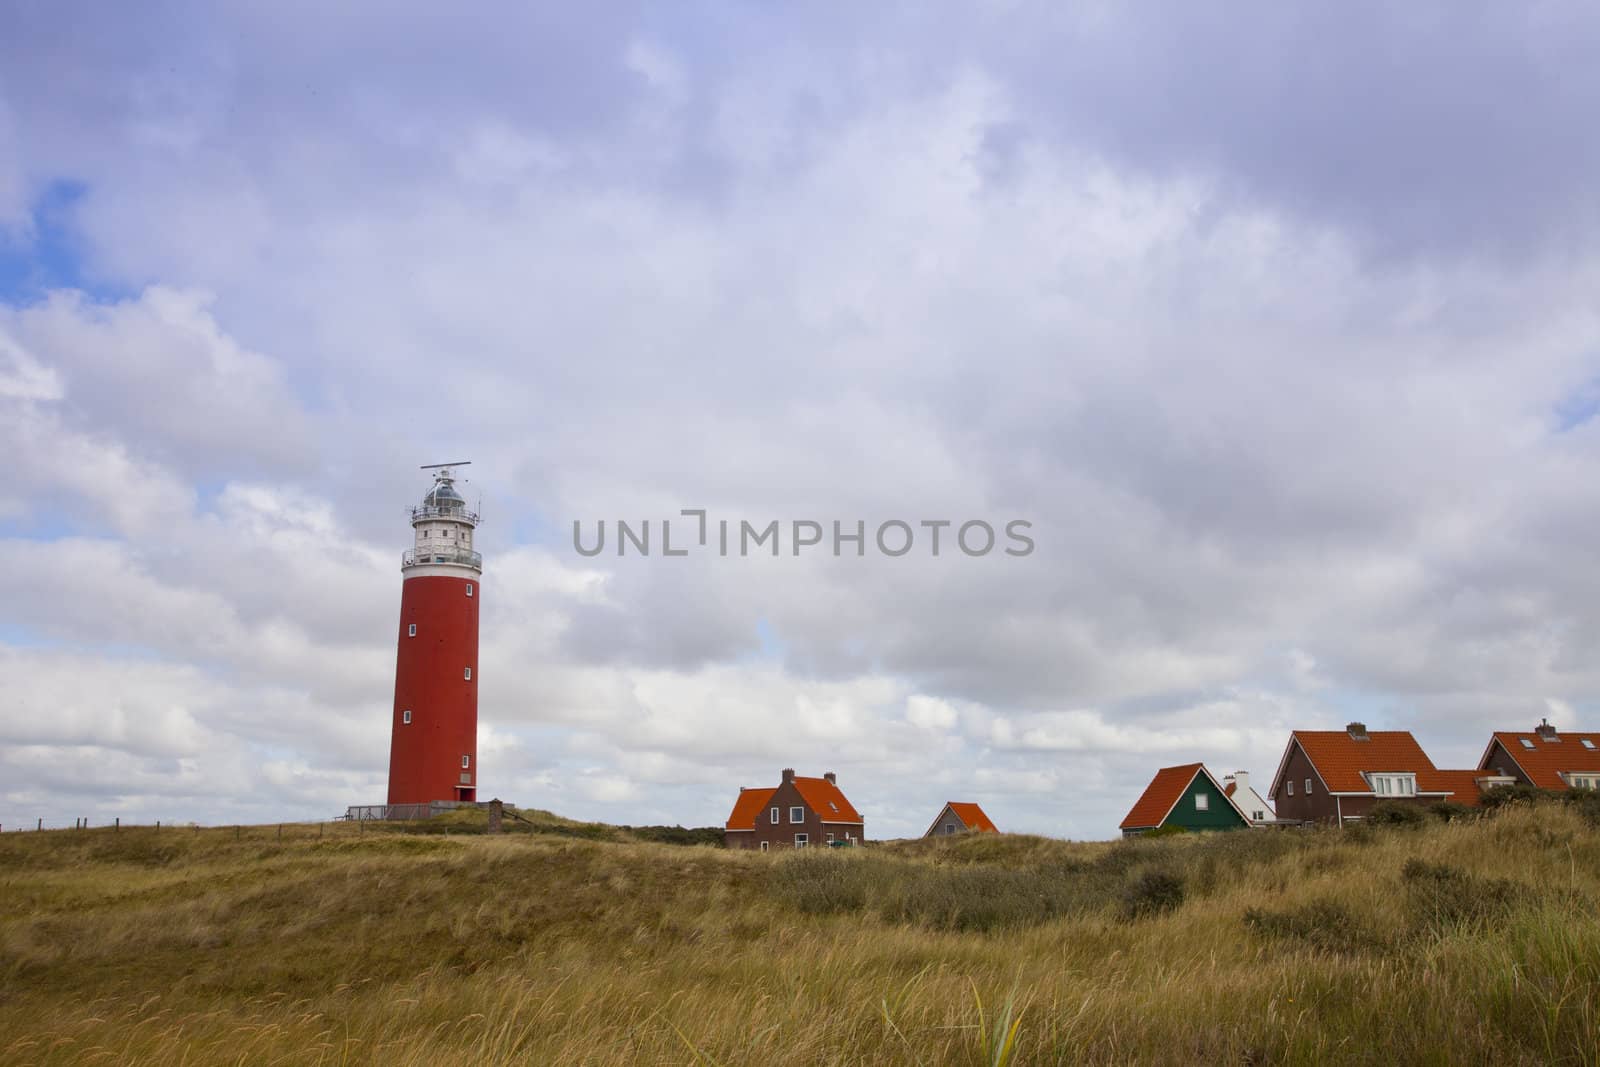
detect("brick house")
(1120, 763), (1252, 836)
(1477, 719), (1600, 791)
(924, 801), (998, 837)
(1269, 722), (1489, 825)
(723, 768), (864, 850)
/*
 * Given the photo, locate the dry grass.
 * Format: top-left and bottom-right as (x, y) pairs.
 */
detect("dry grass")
(2, 803), (1598, 1064)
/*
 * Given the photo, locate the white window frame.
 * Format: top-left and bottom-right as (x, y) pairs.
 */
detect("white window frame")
(789, 806), (805, 824)
(1370, 773), (1416, 797)
(759, 841), (769, 852)
(466, 584), (474, 597)
(1568, 774), (1600, 790)
(1287, 781), (1294, 796)
(464, 667), (472, 681)
(1520, 738), (1536, 749)
(1195, 792), (1209, 811)
(1583, 739), (1596, 750)
(462, 755), (470, 769)
(408, 623), (417, 637)
(770, 807), (779, 825)
(794, 833), (808, 848)
(1304, 778), (1313, 795)
(402, 710), (412, 725)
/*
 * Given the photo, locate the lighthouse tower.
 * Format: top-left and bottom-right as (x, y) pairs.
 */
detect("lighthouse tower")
(387, 463), (481, 805)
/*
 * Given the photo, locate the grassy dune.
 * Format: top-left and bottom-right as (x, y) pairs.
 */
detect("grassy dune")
(1, 803), (1597, 1065)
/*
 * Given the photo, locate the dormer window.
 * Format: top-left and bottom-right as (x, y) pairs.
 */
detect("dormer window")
(1370, 773), (1416, 796)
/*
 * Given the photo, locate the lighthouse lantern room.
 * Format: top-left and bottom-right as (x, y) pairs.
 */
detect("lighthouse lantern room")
(387, 462), (481, 805)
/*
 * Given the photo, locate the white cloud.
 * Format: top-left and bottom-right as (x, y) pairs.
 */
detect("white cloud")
(3, 7), (1600, 838)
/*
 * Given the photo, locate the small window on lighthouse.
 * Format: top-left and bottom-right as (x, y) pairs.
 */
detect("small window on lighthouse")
(408, 624), (417, 637)
(462, 755), (471, 769)
(464, 667), (472, 681)
(402, 710), (412, 724)
(466, 584), (474, 597)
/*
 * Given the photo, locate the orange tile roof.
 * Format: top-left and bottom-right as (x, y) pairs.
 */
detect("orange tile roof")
(1425, 769), (1490, 807)
(1276, 730), (1491, 803)
(1280, 731), (1439, 793)
(946, 802), (998, 833)
(724, 787), (776, 830)
(1482, 731), (1600, 790)
(793, 776), (863, 823)
(1120, 763), (1206, 830)
(1223, 781), (1237, 797)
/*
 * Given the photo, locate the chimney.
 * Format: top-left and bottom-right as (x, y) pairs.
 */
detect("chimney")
(1347, 722), (1369, 740)
(1536, 718), (1559, 741)
(781, 767), (795, 783)
(824, 771), (837, 785)
(1232, 770), (1250, 794)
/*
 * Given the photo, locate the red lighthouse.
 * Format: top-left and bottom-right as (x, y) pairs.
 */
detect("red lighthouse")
(387, 463), (481, 805)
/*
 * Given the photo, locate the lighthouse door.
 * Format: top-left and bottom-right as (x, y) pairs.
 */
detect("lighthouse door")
(456, 786), (475, 802)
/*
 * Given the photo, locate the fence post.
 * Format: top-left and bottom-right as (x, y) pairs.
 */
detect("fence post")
(277, 824), (282, 840)
(37, 818), (42, 831)
(235, 826), (240, 840)
(115, 817), (120, 832)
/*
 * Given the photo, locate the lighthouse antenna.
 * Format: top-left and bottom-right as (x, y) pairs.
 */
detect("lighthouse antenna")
(420, 461), (471, 470)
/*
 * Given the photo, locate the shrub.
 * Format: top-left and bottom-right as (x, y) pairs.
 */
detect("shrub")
(1120, 870), (1184, 921)
(770, 854), (873, 916)
(1141, 824), (1188, 839)
(1428, 801), (1476, 823)
(1478, 784), (1557, 811)
(1560, 788), (1600, 826)
(1243, 898), (1382, 956)
(1401, 858), (1526, 933)
(1365, 801), (1428, 827)
(877, 864), (1099, 932)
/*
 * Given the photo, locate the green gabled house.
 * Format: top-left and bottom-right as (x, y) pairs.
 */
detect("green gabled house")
(1119, 762), (1251, 837)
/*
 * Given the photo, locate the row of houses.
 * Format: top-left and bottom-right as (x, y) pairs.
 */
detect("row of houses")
(1121, 719), (1600, 835)
(722, 767), (998, 849)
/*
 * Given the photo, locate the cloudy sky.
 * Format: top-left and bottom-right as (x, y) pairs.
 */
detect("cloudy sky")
(3, 3), (1599, 838)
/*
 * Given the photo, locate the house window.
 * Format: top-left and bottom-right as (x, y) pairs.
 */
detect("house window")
(825, 832), (834, 842)
(466, 584), (474, 597)
(1304, 778), (1313, 795)
(770, 807), (779, 824)
(464, 667), (472, 680)
(402, 710), (412, 724)
(1520, 738), (1536, 749)
(759, 841), (768, 852)
(944, 823), (956, 834)
(1287, 781), (1294, 796)
(1569, 775), (1600, 790)
(794, 833), (808, 848)
(1371, 773), (1416, 797)
(1195, 793), (1210, 811)
(462, 755), (470, 769)
(789, 806), (805, 824)
(1583, 739), (1596, 750)
(1254, 810), (1264, 820)
(408, 623), (417, 637)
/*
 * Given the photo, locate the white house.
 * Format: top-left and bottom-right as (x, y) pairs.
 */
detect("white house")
(1222, 770), (1277, 826)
